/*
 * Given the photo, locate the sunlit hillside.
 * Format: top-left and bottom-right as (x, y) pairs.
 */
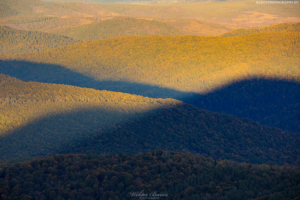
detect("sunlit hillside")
(1, 0), (299, 34)
(0, 26), (80, 54)
(0, 74), (176, 138)
(57, 17), (181, 41)
(158, 18), (231, 36)
(97, 0), (300, 28)
(0, 0), (116, 32)
(2, 33), (298, 93)
(222, 22), (300, 37)
(0, 0), (113, 18)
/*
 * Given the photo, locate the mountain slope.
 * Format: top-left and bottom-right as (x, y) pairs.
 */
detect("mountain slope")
(0, 73), (176, 138)
(260, 103), (300, 133)
(69, 102), (300, 165)
(222, 22), (300, 37)
(158, 18), (231, 36)
(184, 79), (300, 133)
(0, 75), (299, 165)
(57, 17), (181, 41)
(0, 26), (80, 54)
(1, 33), (299, 131)
(2, 33), (298, 93)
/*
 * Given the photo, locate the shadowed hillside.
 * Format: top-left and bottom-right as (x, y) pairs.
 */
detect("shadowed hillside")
(1, 92), (299, 166)
(0, 31), (299, 132)
(260, 103), (300, 133)
(183, 79), (300, 132)
(1, 60), (298, 132)
(0, 75), (299, 165)
(0, 26), (80, 54)
(0, 60), (188, 99)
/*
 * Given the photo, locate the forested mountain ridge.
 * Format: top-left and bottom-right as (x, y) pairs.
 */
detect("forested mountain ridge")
(0, 151), (300, 200)
(0, 0), (299, 198)
(1, 33), (299, 132)
(57, 17), (181, 41)
(0, 26), (80, 54)
(3, 33), (298, 93)
(222, 22), (300, 37)
(0, 75), (299, 165)
(0, 73), (177, 137)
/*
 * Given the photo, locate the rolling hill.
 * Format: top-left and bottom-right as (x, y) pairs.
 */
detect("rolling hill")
(1, 33), (299, 131)
(2, 33), (298, 93)
(158, 18), (231, 36)
(0, 0), (45, 18)
(0, 0), (116, 32)
(1, 0), (299, 35)
(222, 22), (300, 37)
(0, 26), (80, 54)
(57, 17), (181, 41)
(0, 73), (177, 138)
(0, 74), (299, 165)
(0, 151), (299, 200)
(0, 0), (112, 18)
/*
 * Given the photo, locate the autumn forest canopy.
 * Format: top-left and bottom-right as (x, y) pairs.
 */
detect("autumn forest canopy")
(0, 0), (299, 199)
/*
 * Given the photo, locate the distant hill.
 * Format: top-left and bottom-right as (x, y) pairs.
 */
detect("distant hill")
(2, 0), (299, 32)
(43, 0), (150, 3)
(0, 0), (115, 22)
(0, 26), (80, 54)
(0, 75), (299, 165)
(0, 0), (43, 18)
(1, 33), (299, 131)
(0, 151), (300, 200)
(158, 18), (231, 36)
(222, 22), (300, 37)
(57, 17), (181, 41)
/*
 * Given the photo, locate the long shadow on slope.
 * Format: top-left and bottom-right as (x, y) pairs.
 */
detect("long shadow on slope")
(183, 79), (300, 132)
(0, 60), (299, 132)
(0, 102), (299, 166)
(0, 60), (188, 99)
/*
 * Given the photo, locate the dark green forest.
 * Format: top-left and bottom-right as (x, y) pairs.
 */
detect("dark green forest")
(0, 151), (300, 200)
